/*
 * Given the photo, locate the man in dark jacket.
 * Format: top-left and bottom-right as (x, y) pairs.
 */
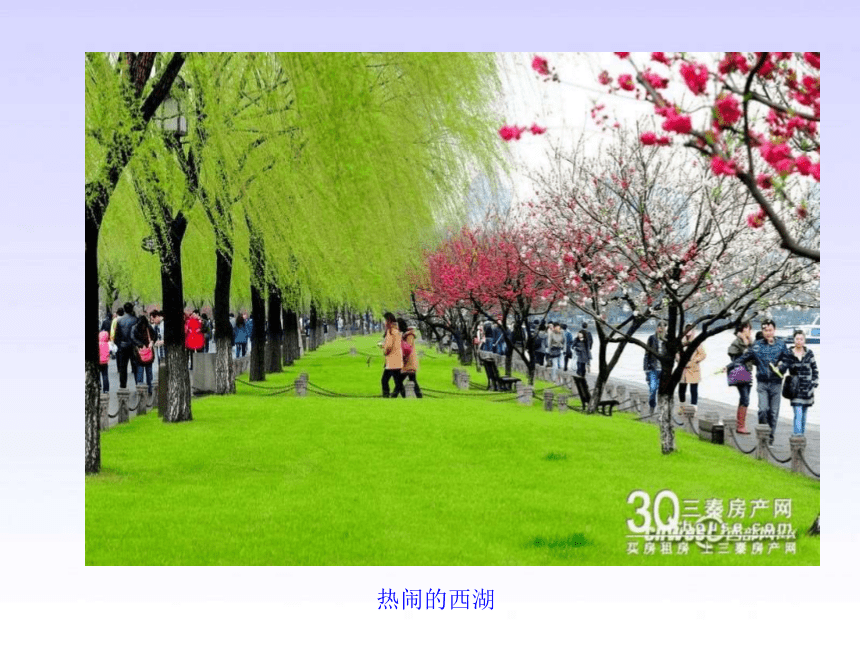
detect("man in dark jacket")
(581, 322), (594, 372)
(114, 302), (139, 389)
(643, 322), (665, 415)
(731, 318), (794, 444)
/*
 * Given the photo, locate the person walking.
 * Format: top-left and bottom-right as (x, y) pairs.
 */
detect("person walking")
(643, 322), (666, 415)
(132, 314), (156, 395)
(581, 322), (594, 372)
(200, 313), (212, 353)
(572, 330), (591, 377)
(677, 324), (706, 411)
(185, 310), (204, 369)
(780, 330), (819, 436)
(399, 320), (423, 398)
(114, 302), (139, 389)
(149, 310), (165, 361)
(562, 323), (574, 372)
(547, 322), (566, 383)
(234, 314), (249, 358)
(731, 318), (793, 445)
(535, 322), (548, 367)
(380, 312), (404, 398)
(727, 321), (755, 434)
(98, 330), (111, 393)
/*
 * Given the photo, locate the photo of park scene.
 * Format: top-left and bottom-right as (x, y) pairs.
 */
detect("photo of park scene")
(85, 52), (820, 566)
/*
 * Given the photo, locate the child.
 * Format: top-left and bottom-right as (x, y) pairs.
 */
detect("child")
(98, 330), (111, 393)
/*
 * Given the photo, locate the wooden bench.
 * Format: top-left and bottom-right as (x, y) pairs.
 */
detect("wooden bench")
(572, 375), (619, 416)
(481, 358), (521, 392)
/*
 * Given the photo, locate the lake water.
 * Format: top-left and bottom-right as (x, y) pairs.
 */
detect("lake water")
(602, 330), (821, 427)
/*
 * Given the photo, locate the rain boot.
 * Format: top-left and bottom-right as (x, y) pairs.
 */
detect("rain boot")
(736, 405), (749, 434)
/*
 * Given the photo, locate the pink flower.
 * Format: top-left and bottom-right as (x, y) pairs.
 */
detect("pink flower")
(756, 174), (773, 189)
(795, 155), (812, 176)
(710, 155), (737, 176)
(640, 132), (658, 145)
(530, 123), (546, 135)
(661, 108), (692, 134)
(759, 141), (794, 174)
(618, 74), (635, 91)
(715, 94), (742, 126)
(598, 70), (612, 85)
(532, 55), (550, 76)
(811, 162), (820, 181)
(804, 52), (820, 70)
(747, 210), (767, 229)
(756, 54), (776, 78)
(718, 52), (750, 75)
(797, 205), (808, 218)
(680, 62), (709, 95)
(651, 52), (670, 65)
(614, 52), (630, 59)
(656, 136), (671, 146)
(642, 70), (669, 89)
(499, 125), (526, 141)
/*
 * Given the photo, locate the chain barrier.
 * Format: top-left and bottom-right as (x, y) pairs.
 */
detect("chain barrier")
(235, 378), (296, 390)
(726, 426), (757, 455)
(107, 410), (119, 419)
(765, 442), (792, 464)
(800, 449), (820, 478)
(265, 386), (295, 397)
(305, 381), (382, 399)
(490, 394), (519, 403)
(419, 387), (514, 398)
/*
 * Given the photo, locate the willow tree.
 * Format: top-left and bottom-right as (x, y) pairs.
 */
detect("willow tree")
(86, 52), (186, 474)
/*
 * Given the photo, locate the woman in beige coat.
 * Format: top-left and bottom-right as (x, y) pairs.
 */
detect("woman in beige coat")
(381, 312), (404, 398)
(678, 324), (706, 408)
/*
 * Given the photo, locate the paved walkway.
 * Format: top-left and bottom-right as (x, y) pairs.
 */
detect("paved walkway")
(99, 344), (819, 480)
(580, 372), (820, 480)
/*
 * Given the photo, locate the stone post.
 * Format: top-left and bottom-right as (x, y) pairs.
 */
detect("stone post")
(136, 384), (149, 416)
(295, 378), (307, 397)
(722, 416), (737, 438)
(453, 368), (460, 386)
(557, 394), (568, 413)
(519, 384), (534, 405)
(543, 390), (554, 412)
(615, 385), (627, 405)
(789, 434), (806, 474)
(755, 424), (771, 460)
(404, 380), (416, 398)
(300, 372), (309, 384)
(350, 347), (357, 356)
(99, 393), (109, 431)
(458, 371), (470, 390)
(116, 389), (130, 424)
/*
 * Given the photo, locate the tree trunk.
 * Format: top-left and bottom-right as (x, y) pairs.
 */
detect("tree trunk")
(266, 288), (283, 373)
(249, 282), (266, 381)
(309, 305), (318, 351)
(284, 309), (299, 365)
(85, 216), (102, 473)
(281, 306), (291, 366)
(248, 228), (266, 381)
(213, 243), (235, 394)
(657, 392), (676, 454)
(160, 217), (192, 422)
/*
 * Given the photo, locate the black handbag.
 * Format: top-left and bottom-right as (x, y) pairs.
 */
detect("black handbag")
(782, 374), (798, 399)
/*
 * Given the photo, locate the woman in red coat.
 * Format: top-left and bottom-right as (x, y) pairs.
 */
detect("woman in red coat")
(185, 310), (204, 369)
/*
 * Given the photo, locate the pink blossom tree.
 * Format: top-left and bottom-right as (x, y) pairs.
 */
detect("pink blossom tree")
(593, 52), (820, 262)
(522, 131), (818, 453)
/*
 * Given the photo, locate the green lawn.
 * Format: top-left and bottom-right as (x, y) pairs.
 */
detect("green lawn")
(86, 335), (819, 565)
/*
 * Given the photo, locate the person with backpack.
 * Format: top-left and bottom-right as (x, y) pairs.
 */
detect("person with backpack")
(398, 319), (422, 398)
(114, 302), (139, 390)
